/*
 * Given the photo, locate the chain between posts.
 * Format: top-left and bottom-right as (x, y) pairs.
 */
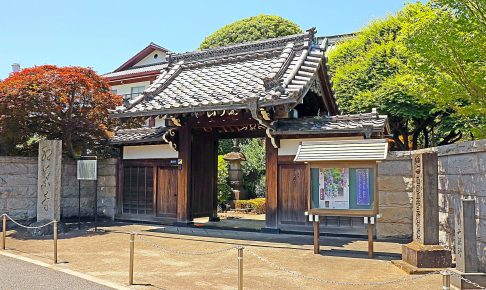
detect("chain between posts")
(135, 233), (239, 255)
(246, 248), (445, 287)
(128, 233), (242, 287)
(1, 214), (55, 229)
(133, 235), (486, 289)
(1, 214), (59, 264)
(448, 271), (486, 290)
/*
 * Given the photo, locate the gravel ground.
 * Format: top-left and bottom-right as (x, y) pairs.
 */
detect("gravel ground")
(2, 222), (443, 290)
(0, 254), (113, 290)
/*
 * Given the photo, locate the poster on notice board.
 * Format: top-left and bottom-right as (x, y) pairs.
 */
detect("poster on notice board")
(318, 168), (350, 209)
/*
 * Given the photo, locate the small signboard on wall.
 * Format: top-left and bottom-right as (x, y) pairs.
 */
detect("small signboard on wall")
(77, 156), (97, 180)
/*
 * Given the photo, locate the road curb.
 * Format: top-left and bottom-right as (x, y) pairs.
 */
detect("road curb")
(0, 251), (129, 290)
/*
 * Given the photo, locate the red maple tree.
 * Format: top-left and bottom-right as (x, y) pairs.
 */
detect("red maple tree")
(0, 65), (122, 157)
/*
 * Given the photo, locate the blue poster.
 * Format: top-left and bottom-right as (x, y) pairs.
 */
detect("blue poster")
(356, 169), (370, 206)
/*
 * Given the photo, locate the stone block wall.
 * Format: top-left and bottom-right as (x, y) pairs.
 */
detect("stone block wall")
(0, 157), (38, 220)
(376, 139), (486, 272)
(61, 158), (117, 220)
(376, 151), (413, 239)
(0, 156), (117, 221)
(434, 140), (486, 272)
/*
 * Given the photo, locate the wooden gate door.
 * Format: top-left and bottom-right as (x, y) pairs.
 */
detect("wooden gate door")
(157, 167), (178, 217)
(278, 164), (308, 228)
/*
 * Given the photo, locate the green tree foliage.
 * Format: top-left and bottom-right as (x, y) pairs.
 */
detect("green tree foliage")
(218, 139), (234, 155)
(199, 14), (302, 50)
(218, 138), (266, 198)
(328, 3), (470, 150)
(241, 139), (266, 198)
(217, 155), (232, 208)
(401, 0), (486, 138)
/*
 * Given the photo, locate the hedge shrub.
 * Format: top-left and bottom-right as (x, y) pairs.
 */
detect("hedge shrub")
(235, 198), (266, 214)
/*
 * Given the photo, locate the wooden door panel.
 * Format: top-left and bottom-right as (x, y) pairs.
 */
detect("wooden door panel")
(278, 164), (308, 225)
(191, 131), (217, 218)
(157, 167), (178, 217)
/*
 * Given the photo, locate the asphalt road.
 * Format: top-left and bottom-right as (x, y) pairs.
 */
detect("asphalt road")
(0, 255), (114, 290)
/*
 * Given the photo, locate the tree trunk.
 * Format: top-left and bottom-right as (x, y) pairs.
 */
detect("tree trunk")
(64, 131), (77, 158)
(423, 128), (429, 148)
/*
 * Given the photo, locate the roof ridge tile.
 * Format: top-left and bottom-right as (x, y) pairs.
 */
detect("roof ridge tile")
(171, 32), (310, 64)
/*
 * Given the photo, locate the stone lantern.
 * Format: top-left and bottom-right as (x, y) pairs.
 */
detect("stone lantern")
(223, 142), (248, 206)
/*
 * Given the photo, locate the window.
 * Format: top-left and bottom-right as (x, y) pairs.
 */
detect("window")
(131, 86), (145, 96)
(111, 89), (118, 95)
(123, 166), (154, 215)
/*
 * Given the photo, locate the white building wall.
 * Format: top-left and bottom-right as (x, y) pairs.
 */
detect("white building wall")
(123, 144), (178, 159)
(111, 81), (151, 96)
(154, 117), (165, 127)
(136, 50), (166, 66)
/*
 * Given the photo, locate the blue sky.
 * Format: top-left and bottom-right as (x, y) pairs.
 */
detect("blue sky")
(0, 0), (412, 79)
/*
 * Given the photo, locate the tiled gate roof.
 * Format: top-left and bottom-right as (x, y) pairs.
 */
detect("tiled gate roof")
(113, 29), (333, 117)
(273, 111), (389, 137)
(110, 127), (169, 144)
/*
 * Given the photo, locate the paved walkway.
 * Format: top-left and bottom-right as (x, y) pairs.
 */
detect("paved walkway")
(0, 255), (113, 290)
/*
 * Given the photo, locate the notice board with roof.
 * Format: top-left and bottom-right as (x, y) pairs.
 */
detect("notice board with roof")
(294, 139), (388, 217)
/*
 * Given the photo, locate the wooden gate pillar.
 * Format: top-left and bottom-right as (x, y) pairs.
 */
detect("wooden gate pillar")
(263, 137), (279, 232)
(177, 124), (192, 224)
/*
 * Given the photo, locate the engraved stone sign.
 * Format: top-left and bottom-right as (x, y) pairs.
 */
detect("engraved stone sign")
(451, 197), (486, 288)
(36, 140), (62, 221)
(455, 198), (478, 273)
(412, 152), (439, 245)
(392, 151), (451, 273)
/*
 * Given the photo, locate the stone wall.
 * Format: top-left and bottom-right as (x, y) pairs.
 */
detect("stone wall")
(0, 157), (38, 220)
(0, 156), (117, 221)
(376, 140), (486, 271)
(376, 151), (413, 239)
(426, 140), (486, 272)
(61, 158), (117, 220)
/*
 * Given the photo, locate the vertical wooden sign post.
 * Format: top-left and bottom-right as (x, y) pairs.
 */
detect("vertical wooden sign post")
(77, 156), (98, 231)
(306, 212), (320, 254)
(313, 215), (320, 254)
(365, 216), (375, 258)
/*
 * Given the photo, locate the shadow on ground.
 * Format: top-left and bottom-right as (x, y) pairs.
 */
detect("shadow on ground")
(320, 248), (402, 260)
(5, 219), (404, 261)
(6, 219), (112, 241)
